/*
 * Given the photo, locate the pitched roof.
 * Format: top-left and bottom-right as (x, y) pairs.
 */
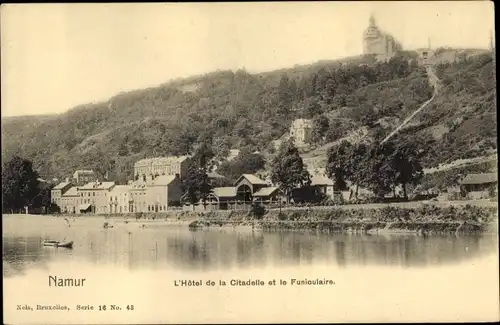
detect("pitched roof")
(99, 181), (115, 189)
(73, 170), (94, 179)
(73, 169), (94, 175)
(134, 156), (190, 166)
(212, 187), (237, 198)
(253, 187), (280, 197)
(129, 179), (147, 189)
(310, 174), (334, 186)
(62, 187), (79, 197)
(207, 172), (227, 179)
(80, 181), (115, 190)
(459, 173), (498, 185)
(53, 182), (71, 190)
(236, 174), (268, 186)
(150, 175), (177, 186)
(110, 185), (130, 193)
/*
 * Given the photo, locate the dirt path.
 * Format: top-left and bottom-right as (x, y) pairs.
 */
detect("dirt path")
(423, 153), (497, 174)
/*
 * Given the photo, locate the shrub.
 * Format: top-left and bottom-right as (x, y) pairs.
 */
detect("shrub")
(250, 202), (266, 219)
(277, 212), (288, 221)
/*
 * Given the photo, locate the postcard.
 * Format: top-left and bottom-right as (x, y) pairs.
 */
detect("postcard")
(2, 2), (498, 324)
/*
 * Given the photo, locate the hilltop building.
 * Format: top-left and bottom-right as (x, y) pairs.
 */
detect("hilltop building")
(415, 37), (437, 66)
(72, 170), (96, 185)
(133, 156), (191, 180)
(290, 119), (313, 146)
(363, 15), (402, 61)
(227, 149), (240, 161)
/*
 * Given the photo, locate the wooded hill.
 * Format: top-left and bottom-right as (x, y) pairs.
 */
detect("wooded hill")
(1, 49), (496, 184)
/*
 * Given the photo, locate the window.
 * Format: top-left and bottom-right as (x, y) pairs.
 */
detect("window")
(93, 192), (95, 196)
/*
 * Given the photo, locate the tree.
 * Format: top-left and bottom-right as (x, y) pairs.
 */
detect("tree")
(325, 140), (352, 191)
(212, 137), (231, 163)
(271, 139), (311, 201)
(118, 142), (128, 156)
(218, 150), (266, 183)
(389, 140), (424, 198)
(303, 99), (322, 118)
(325, 139), (424, 200)
(198, 171), (212, 210)
(192, 140), (215, 171)
(182, 159), (213, 211)
(345, 142), (370, 198)
(183, 165), (201, 210)
(325, 119), (345, 142)
(311, 114), (330, 144)
(250, 202), (266, 219)
(31, 186), (52, 213)
(2, 156), (40, 213)
(360, 106), (378, 127)
(363, 141), (398, 198)
(276, 74), (293, 117)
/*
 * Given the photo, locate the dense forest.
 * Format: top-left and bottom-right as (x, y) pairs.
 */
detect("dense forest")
(1, 50), (496, 184)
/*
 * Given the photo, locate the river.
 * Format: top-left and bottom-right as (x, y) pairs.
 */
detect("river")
(3, 214), (499, 323)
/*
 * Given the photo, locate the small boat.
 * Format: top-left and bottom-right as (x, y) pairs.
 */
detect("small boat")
(103, 222), (114, 229)
(43, 240), (74, 248)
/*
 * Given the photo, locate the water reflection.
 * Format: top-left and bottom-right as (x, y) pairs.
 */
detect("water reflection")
(2, 215), (498, 277)
(3, 236), (52, 277)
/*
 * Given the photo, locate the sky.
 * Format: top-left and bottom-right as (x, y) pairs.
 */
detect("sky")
(1, 2), (495, 117)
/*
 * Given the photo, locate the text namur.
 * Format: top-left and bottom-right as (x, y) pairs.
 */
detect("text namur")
(49, 275), (86, 287)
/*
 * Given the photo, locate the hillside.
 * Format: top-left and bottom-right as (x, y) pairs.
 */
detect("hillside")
(1, 50), (496, 184)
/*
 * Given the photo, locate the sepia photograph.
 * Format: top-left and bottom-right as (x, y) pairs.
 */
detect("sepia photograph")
(2, 2), (498, 324)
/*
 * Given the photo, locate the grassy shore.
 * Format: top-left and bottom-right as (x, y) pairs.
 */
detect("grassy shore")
(189, 204), (498, 235)
(43, 201), (498, 235)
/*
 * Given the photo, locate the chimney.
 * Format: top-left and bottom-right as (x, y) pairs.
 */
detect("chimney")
(65, 177), (69, 183)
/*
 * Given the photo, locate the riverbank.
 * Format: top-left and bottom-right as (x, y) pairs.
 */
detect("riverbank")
(11, 201), (497, 235)
(189, 204), (498, 235)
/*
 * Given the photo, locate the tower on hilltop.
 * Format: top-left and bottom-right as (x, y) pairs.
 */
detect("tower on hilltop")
(363, 14), (402, 61)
